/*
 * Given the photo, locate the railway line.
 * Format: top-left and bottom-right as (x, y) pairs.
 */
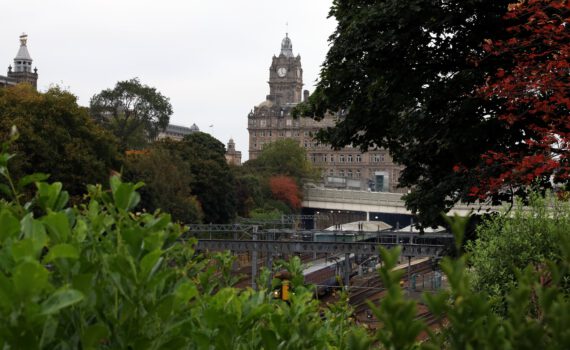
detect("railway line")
(349, 258), (433, 314)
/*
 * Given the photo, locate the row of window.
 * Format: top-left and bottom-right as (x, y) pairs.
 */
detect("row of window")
(250, 119), (301, 127)
(251, 131), (312, 137)
(328, 169), (362, 179)
(251, 130), (312, 137)
(325, 168), (399, 181)
(309, 153), (386, 163)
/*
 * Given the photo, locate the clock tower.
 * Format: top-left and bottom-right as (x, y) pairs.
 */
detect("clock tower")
(267, 33), (303, 106)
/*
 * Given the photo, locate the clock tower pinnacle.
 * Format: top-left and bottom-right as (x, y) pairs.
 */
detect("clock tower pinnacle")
(267, 34), (303, 106)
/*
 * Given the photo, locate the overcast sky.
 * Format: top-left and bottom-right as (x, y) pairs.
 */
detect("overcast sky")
(1, 0), (336, 160)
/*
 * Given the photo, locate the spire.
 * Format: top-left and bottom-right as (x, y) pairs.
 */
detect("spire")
(14, 33), (33, 73)
(280, 33), (293, 58)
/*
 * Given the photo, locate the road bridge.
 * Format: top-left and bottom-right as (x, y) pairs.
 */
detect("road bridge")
(302, 187), (499, 219)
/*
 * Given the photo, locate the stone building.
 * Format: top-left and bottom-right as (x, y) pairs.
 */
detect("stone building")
(247, 34), (404, 193)
(0, 34), (38, 88)
(157, 123), (200, 141)
(225, 138), (242, 166)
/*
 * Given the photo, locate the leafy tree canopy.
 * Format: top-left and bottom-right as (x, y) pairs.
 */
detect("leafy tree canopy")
(294, 0), (524, 225)
(161, 133), (237, 223)
(0, 84), (120, 197)
(467, 193), (568, 315)
(90, 78), (172, 151)
(246, 138), (319, 183)
(468, 0), (569, 198)
(123, 146), (204, 224)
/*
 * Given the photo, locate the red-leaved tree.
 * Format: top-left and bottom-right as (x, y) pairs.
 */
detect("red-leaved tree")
(269, 175), (302, 210)
(468, 0), (569, 199)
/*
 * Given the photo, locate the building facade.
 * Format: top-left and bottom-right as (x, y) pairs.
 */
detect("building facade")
(247, 34), (404, 193)
(1, 34), (38, 88)
(225, 138), (242, 166)
(157, 123), (200, 141)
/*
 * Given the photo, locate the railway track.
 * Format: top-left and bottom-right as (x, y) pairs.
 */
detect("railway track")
(349, 259), (434, 314)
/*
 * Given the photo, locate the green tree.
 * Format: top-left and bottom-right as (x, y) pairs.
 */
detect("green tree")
(466, 194), (568, 315)
(0, 84), (120, 197)
(164, 132), (237, 223)
(247, 139), (319, 183)
(235, 139), (317, 218)
(232, 171), (264, 217)
(123, 146), (204, 224)
(90, 78), (172, 150)
(294, 0), (516, 225)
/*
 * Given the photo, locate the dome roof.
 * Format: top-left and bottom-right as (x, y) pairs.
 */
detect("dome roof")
(280, 33), (293, 58)
(189, 123), (199, 131)
(15, 34), (32, 61)
(257, 100), (274, 108)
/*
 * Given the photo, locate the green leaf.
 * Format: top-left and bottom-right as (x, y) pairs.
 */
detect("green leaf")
(0, 209), (20, 241)
(21, 213), (48, 254)
(174, 281), (198, 309)
(140, 249), (163, 282)
(11, 239), (36, 262)
(443, 213), (469, 252)
(110, 176), (143, 211)
(42, 212), (71, 243)
(74, 218), (88, 243)
(40, 288), (84, 315)
(36, 182), (69, 212)
(12, 260), (50, 298)
(17, 173), (49, 191)
(44, 243), (79, 262)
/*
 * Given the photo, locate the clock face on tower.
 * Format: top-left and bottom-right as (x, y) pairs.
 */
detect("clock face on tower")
(277, 67), (287, 77)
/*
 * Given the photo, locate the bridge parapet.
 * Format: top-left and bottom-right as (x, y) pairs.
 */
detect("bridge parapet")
(303, 187), (501, 216)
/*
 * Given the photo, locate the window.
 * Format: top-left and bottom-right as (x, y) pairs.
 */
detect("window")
(347, 169), (353, 178)
(372, 154), (384, 163)
(259, 131), (265, 137)
(268, 131), (272, 137)
(356, 154), (362, 163)
(304, 141), (308, 148)
(329, 154), (335, 162)
(260, 120), (267, 127)
(348, 155), (353, 163)
(339, 170), (345, 177)
(355, 170), (361, 178)
(286, 119), (292, 126)
(329, 169), (334, 176)
(339, 155), (345, 163)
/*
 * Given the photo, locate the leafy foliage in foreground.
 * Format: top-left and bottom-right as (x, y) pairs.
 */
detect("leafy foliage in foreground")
(1, 132), (570, 349)
(0, 135), (362, 349)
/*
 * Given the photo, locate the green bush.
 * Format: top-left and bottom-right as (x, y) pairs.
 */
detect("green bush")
(0, 132), (365, 349)
(467, 195), (569, 315)
(1, 130), (569, 349)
